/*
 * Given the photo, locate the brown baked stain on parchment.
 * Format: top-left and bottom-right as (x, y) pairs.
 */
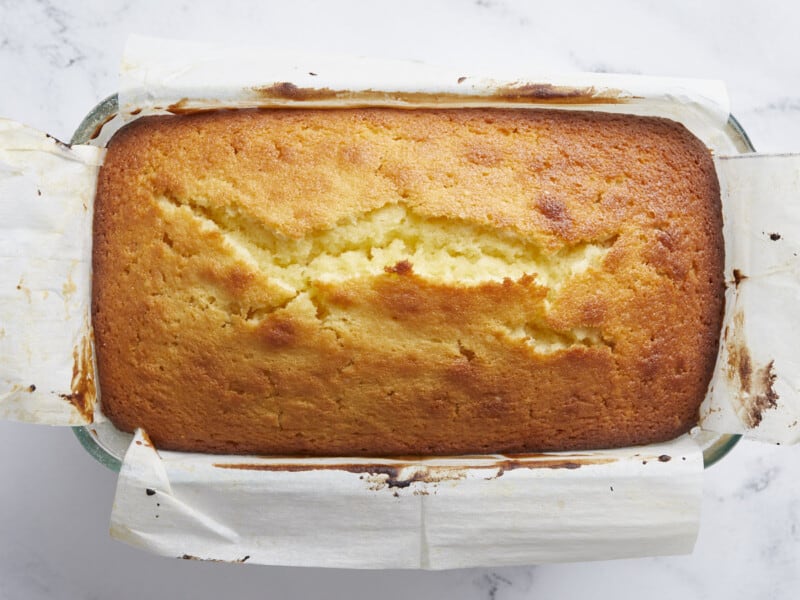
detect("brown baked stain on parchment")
(213, 455), (617, 490)
(179, 554), (250, 563)
(724, 309), (779, 428)
(492, 83), (630, 104)
(134, 430), (156, 449)
(253, 83), (341, 101)
(489, 456), (617, 478)
(245, 82), (631, 106)
(8, 383), (37, 394)
(59, 331), (95, 423)
(212, 462), (466, 489)
(166, 98), (230, 115)
(89, 113), (117, 140)
(732, 268), (747, 286)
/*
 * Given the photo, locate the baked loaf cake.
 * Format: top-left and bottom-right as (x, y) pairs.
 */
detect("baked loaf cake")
(92, 107), (723, 455)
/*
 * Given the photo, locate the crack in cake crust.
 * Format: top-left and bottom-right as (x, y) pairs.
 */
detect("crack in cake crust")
(155, 194), (617, 352)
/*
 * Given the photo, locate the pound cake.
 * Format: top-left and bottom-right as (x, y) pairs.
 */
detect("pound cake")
(92, 107), (723, 455)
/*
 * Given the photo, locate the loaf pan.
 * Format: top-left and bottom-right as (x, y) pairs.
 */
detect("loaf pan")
(70, 93), (749, 471)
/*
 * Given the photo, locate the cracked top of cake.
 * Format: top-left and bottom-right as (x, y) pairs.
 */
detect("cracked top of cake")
(92, 107), (723, 455)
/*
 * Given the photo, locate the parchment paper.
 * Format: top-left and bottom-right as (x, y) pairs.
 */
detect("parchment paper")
(0, 120), (103, 425)
(1, 36), (799, 568)
(701, 154), (800, 443)
(110, 430), (702, 569)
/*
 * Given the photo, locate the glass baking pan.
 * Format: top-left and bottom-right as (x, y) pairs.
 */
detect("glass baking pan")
(71, 94), (750, 472)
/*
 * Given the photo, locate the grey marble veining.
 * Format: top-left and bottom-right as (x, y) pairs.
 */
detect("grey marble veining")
(1, 1), (799, 598)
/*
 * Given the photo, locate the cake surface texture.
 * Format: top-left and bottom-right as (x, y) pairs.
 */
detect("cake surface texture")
(92, 107), (724, 455)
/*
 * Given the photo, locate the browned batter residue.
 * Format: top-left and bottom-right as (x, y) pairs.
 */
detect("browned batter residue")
(89, 113), (117, 140)
(59, 333), (95, 422)
(492, 83), (630, 104)
(725, 310), (780, 428)
(747, 360), (779, 427)
(213, 455), (617, 488)
(248, 82), (631, 106)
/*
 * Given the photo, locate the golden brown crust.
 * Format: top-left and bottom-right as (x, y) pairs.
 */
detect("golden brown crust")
(92, 108), (724, 455)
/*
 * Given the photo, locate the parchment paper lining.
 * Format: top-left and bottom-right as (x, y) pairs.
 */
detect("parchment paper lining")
(0, 121), (103, 425)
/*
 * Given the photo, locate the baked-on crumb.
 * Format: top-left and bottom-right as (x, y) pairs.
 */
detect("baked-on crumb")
(92, 108), (723, 455)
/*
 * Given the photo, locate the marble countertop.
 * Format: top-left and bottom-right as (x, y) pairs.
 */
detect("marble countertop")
(1, 0), (799, 598)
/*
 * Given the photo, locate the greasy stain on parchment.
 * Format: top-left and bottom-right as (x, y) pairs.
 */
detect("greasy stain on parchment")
(59, 329), (95, 423)
(158, 83), (634, 111)
(724, 308), (779, 428)
(212, 455), (618, 493)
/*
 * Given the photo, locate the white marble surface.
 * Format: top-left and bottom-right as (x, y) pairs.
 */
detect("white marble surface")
(1, 0), (799, 597)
